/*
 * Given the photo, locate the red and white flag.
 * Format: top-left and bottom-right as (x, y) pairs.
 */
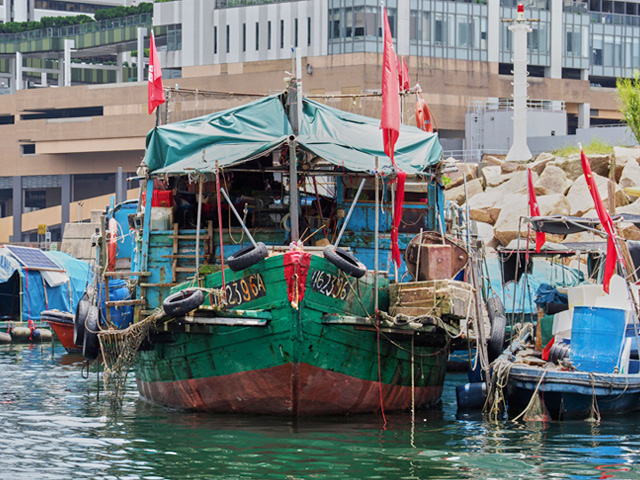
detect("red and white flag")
(527, 168), (545, 253)
(148, 31), (166, 115)
(580, 148), (618, 293)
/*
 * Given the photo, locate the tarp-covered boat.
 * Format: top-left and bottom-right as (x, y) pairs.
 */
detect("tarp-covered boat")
(99, 89), (472, 415)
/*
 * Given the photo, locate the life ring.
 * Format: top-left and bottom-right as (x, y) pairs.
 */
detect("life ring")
(163, 289), (205, 318)
(74, 296), (90, 346)
(227, 242), (269, 272)
(107, 218), (119, 271)
(323, 245), (366, 278)
(82, 306), (100, 361)
(415, 98), (435, 133)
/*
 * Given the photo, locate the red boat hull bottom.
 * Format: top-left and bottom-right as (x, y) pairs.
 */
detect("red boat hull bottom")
(46, 320), (82, 353)
(137, 363), (443, 416)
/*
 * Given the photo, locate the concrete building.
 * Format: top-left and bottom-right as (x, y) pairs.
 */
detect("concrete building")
(0, 0), (635, 241)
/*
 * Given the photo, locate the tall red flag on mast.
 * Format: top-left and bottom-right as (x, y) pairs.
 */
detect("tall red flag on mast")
(580, 148), (618, 293)
(527, 168), (545, 253)
(148, 31), (166, 115)
(380, 7), (400, 164)
(380, 7), (404, 267)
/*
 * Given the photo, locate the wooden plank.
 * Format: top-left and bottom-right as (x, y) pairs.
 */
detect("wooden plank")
(172, 223), (178, 284)
(105, 298), (147, 307)
(140, 282), (177, 288)
(168, 235), (211, 240)
(175, 267), (197, 273)
(104, 271), (151, 277)
(184, 317), (267, 327)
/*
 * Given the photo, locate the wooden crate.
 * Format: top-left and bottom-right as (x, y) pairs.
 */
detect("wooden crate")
(389, 280), (475, 319)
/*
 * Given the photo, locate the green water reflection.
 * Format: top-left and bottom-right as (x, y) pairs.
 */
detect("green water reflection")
(0, 344), (638, 479)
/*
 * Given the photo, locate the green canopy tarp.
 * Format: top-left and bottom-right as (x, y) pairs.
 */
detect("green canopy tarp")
(144, 94), (442, 176)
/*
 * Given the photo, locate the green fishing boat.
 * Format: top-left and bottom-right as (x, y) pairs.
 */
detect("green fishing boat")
(98, 81), (468, 415)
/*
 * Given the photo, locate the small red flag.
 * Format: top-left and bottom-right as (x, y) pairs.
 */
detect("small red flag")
(402, 56), (410, 91)
(527, 168), (546, 253)
(148, 31), (166, 115)
(580, 149), (618, 293)
(380, 7), (400, 165)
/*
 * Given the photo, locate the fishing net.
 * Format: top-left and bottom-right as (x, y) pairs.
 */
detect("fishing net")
(98, 308), (164, 409)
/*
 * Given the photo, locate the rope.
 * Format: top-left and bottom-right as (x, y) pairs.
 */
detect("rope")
(510, 370), (547, 422)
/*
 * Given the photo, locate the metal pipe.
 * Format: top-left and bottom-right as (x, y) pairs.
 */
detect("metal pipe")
(220, 187), (258, 248)
(335, 178), (366, 248)
(374, 158), (379, 313)
(216, 162), (226, 299)
(288, 136), (300, 243)
(195, 174), (203, 278)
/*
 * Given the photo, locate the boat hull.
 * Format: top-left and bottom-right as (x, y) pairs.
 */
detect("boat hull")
(46, 319), (81, 353)
(135, 252), (452, 415)
(137, 362), (443, 415)
(507, 365), (640, 419)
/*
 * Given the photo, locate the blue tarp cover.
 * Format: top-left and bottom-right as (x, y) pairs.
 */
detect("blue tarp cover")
(0, 248), (89, 321)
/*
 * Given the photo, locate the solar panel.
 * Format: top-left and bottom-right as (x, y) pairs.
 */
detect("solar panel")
(5, 245), (64, 271)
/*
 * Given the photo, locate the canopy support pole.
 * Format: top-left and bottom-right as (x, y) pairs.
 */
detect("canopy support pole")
(195, 173), (203, 281)
(220, 187), (258, 248)
(374, 158), (380, 313)
(335, 178), (366, 249)
(288, 137), (300, 244)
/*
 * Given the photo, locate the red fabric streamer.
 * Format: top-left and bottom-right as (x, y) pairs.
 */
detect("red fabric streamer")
(580, 149), (618, 293)
(391, 171), (407, 268)
(380, 7), (400, 164)
(402, 56), (410, 91)
(527, 168), (546, 253)
(283, 251), (311, 307)
(148, 31), (166, 115)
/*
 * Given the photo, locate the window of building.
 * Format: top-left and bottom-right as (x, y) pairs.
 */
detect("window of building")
(226, 25), (230, 53)
(280, 19), (284, 48)
(21, 144), (35, 155)
(214, 26), (218, 54)
(329, 9), (340, 39)
(307, 17), (311, 45)
(268, 21), (272, 49)
(167, 24), (182, 51)
(295, 18), (298, 47)
(434, 13), (445, 44)
(243, 23), (246, 52)
(256, 22), (259, 50)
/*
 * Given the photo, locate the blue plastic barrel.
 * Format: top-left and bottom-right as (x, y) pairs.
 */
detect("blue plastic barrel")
(99, 279), (133, 329)
(456, 382), (487, 410)
(570, 306), (626, 373)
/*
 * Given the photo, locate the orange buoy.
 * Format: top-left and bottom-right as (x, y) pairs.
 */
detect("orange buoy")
(107, 217), (119, 271)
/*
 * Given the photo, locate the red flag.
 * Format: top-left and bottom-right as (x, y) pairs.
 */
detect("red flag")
(148, 31), (166, 115)
(380, 7), (400, 164)
(402, 56), (410, 91)
(527, 168), (546, 253)
(391, 170), (407, 267)
(580, 149), (618, 293)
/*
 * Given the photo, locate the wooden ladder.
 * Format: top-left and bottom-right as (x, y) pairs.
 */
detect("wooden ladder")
(165, 221), (214, 283)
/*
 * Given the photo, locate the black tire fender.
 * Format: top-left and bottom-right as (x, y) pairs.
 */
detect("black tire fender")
(74, 297), (90, 346)
(487, 313), (507, 363)
(163, 289), (205, 318)
(226, 242), (268, 272)
(486, 296), (506, 324)
(82, 306), (101, 361)
(323, 246), (366, 278)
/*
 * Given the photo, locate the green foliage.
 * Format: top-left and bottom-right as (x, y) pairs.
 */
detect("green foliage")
(0, 2), (151, 34)
(552, 138), (612, 157)
(94, 2), (153, 21)
(617, 70), (640, 145)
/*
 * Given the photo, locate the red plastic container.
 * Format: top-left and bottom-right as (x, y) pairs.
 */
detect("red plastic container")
(143, 190), (174, 207)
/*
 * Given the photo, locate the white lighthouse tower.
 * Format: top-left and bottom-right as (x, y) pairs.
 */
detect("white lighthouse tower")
(506, 4), (533, 162)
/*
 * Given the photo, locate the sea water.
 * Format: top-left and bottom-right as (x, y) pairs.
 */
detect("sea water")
(1, 343), (638, 480)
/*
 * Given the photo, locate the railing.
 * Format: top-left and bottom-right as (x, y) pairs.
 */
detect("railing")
(468, 99), (565, 113)
(215, 0), (304, 8)
(563, 1), (588, 14)
(443, 149), (510, 163)
(590, 12), (640, 26)
(0, 13), (152, 44)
